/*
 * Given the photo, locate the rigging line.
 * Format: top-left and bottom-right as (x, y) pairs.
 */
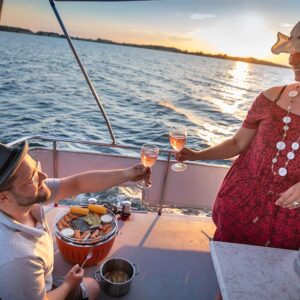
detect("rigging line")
(49, 0), (116, 144)
(0, 0), (3, 23)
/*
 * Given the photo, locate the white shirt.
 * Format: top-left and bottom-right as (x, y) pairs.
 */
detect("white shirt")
(0, 178), (60, 300)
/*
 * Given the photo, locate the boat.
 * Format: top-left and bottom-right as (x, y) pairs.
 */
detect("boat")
(1, 1), (299, 299)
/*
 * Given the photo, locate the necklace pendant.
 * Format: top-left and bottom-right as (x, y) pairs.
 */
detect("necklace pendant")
(288, 90), (298, 98)
(278, 167), (287, 177)
(287, 152), (295, 160)
(283, 116), (291, 124)
(272, 157), (277, 163)
(276, 141), (286, 150)
(292, 142), (299, 150)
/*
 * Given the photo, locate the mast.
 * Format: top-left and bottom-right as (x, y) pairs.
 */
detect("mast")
(0, 0), (3, 22)
(49, 0), (117, 144)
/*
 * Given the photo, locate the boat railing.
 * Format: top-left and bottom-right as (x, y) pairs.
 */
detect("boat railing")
(9, 136), (229, 215)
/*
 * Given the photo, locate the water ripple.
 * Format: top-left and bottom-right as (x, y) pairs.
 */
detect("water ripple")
(0, 31), (294, 165)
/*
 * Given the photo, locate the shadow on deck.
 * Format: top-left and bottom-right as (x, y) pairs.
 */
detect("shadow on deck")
(47, 207), (219, 300)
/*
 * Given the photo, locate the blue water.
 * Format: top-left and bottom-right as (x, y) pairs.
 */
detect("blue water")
(0, 31), (293, 158)
(0, 31), (295, 210)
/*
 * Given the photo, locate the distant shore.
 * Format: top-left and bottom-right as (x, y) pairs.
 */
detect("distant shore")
(0, 25), (288, 69)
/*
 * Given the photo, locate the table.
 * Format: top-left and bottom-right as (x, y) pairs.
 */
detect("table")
(210, 241), (300, 300)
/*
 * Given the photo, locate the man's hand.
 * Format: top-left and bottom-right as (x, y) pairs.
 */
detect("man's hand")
(176, 147), (198, 162)
(126, 163), (151, 185)
(64, 264), (84, 291)
(275, 182), (300, 209)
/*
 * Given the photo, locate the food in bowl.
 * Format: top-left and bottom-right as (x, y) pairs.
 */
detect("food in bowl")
(61, 228), (75, 238)
(83, 213), (102, 225)
(104, 270), (129, 283)
(101, 214), (113, 224)
(56, 205), (114, 244)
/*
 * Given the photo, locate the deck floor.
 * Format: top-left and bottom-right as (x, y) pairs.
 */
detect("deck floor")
(46, 206), (219, 300)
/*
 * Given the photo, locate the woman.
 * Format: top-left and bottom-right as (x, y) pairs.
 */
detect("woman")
(178, 21), (300, 250)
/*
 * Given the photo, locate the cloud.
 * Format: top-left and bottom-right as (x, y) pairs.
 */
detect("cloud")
(168, 36), (194, 42)
(189, 13), (215, 20)
(281, 22), (294, 28)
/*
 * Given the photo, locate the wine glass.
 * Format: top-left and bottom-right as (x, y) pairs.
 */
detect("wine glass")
(137, 144), (159, 188)
(169, 127), (187, 172)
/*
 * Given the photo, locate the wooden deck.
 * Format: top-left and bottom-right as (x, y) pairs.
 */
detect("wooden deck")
(46, 206), (219, 299)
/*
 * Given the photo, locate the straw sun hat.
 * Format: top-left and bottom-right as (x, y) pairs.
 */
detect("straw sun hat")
(272, 21), (300, 55)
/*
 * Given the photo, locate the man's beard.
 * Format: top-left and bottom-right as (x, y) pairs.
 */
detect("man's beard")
(13, 184), (51, 207)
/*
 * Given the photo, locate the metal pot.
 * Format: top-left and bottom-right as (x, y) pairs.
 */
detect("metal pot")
(95, 258), (139, 297)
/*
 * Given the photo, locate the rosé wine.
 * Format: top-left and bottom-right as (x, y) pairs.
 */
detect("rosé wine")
(169, 134), (186, 151)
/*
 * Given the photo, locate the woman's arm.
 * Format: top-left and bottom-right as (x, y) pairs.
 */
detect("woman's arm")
(177, 126), (257, 162)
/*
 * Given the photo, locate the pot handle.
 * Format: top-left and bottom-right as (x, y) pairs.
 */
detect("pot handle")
(94, 270), (106, 283)
(133, 263), (140, 276)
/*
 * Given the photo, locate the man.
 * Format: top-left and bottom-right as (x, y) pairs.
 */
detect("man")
(0, 141), (150, 300)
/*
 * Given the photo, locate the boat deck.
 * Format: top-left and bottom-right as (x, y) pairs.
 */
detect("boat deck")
(46, 206), (219, 300)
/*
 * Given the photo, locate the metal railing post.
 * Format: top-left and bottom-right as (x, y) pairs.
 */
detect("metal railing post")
(157, 152), (172, 215)
(53, 140), (58, 178)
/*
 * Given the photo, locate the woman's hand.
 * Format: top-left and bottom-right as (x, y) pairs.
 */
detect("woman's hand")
(275, 182), (300, 209)
(64, 264), (84, 291)
(176, 147), (198, 162)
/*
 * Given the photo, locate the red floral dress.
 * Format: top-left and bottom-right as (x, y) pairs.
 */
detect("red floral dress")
(212, 92), (300, 250)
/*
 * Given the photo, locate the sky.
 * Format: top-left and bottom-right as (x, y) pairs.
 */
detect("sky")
(1, 0), (300, 65)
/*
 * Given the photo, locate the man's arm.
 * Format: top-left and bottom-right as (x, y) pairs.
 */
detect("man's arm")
(54, 164), (150, 203)
(46, 265), (84, 300)
(45, 283), (70, 300)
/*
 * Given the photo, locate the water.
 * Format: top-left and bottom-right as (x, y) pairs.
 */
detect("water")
(0, 31), (294, 210)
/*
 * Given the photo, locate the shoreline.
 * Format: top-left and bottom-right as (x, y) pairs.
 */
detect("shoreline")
(0, 25), (288, 69)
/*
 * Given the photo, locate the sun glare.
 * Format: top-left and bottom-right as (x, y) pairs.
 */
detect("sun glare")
(230, 61), (249, 83)
(210, 62), (250, 116)
(227, 14), (274, 58)
(190, 13), (274, 59)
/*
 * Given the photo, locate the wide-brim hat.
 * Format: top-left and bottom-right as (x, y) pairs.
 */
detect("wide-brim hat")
(271, 21), (300, 55)
(0, 141), (28, 189)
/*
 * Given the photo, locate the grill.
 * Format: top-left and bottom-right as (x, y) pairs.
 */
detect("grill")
(54, 209), (118, 266)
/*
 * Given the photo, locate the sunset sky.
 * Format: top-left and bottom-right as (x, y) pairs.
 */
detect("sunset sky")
(1, 0), (300, 65)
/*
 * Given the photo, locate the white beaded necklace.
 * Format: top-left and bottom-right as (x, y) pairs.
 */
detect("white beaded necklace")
(271, 85), (300, 176)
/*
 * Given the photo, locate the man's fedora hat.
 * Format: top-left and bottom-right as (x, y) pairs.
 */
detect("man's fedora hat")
(272, 21), (300, 55)
(0, 141), (28, 189)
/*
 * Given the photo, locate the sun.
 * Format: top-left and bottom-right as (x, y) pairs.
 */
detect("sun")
(189, 13), (274, 59)
(226, 14), (274, 57)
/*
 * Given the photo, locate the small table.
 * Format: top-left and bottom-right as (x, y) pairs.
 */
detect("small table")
(210, 241), (300, 300)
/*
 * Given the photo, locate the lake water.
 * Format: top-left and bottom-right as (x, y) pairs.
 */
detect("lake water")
(0, 31), (294, 210)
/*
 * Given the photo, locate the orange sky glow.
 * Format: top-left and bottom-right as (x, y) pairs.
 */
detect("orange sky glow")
(1, 1), (299, 66)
